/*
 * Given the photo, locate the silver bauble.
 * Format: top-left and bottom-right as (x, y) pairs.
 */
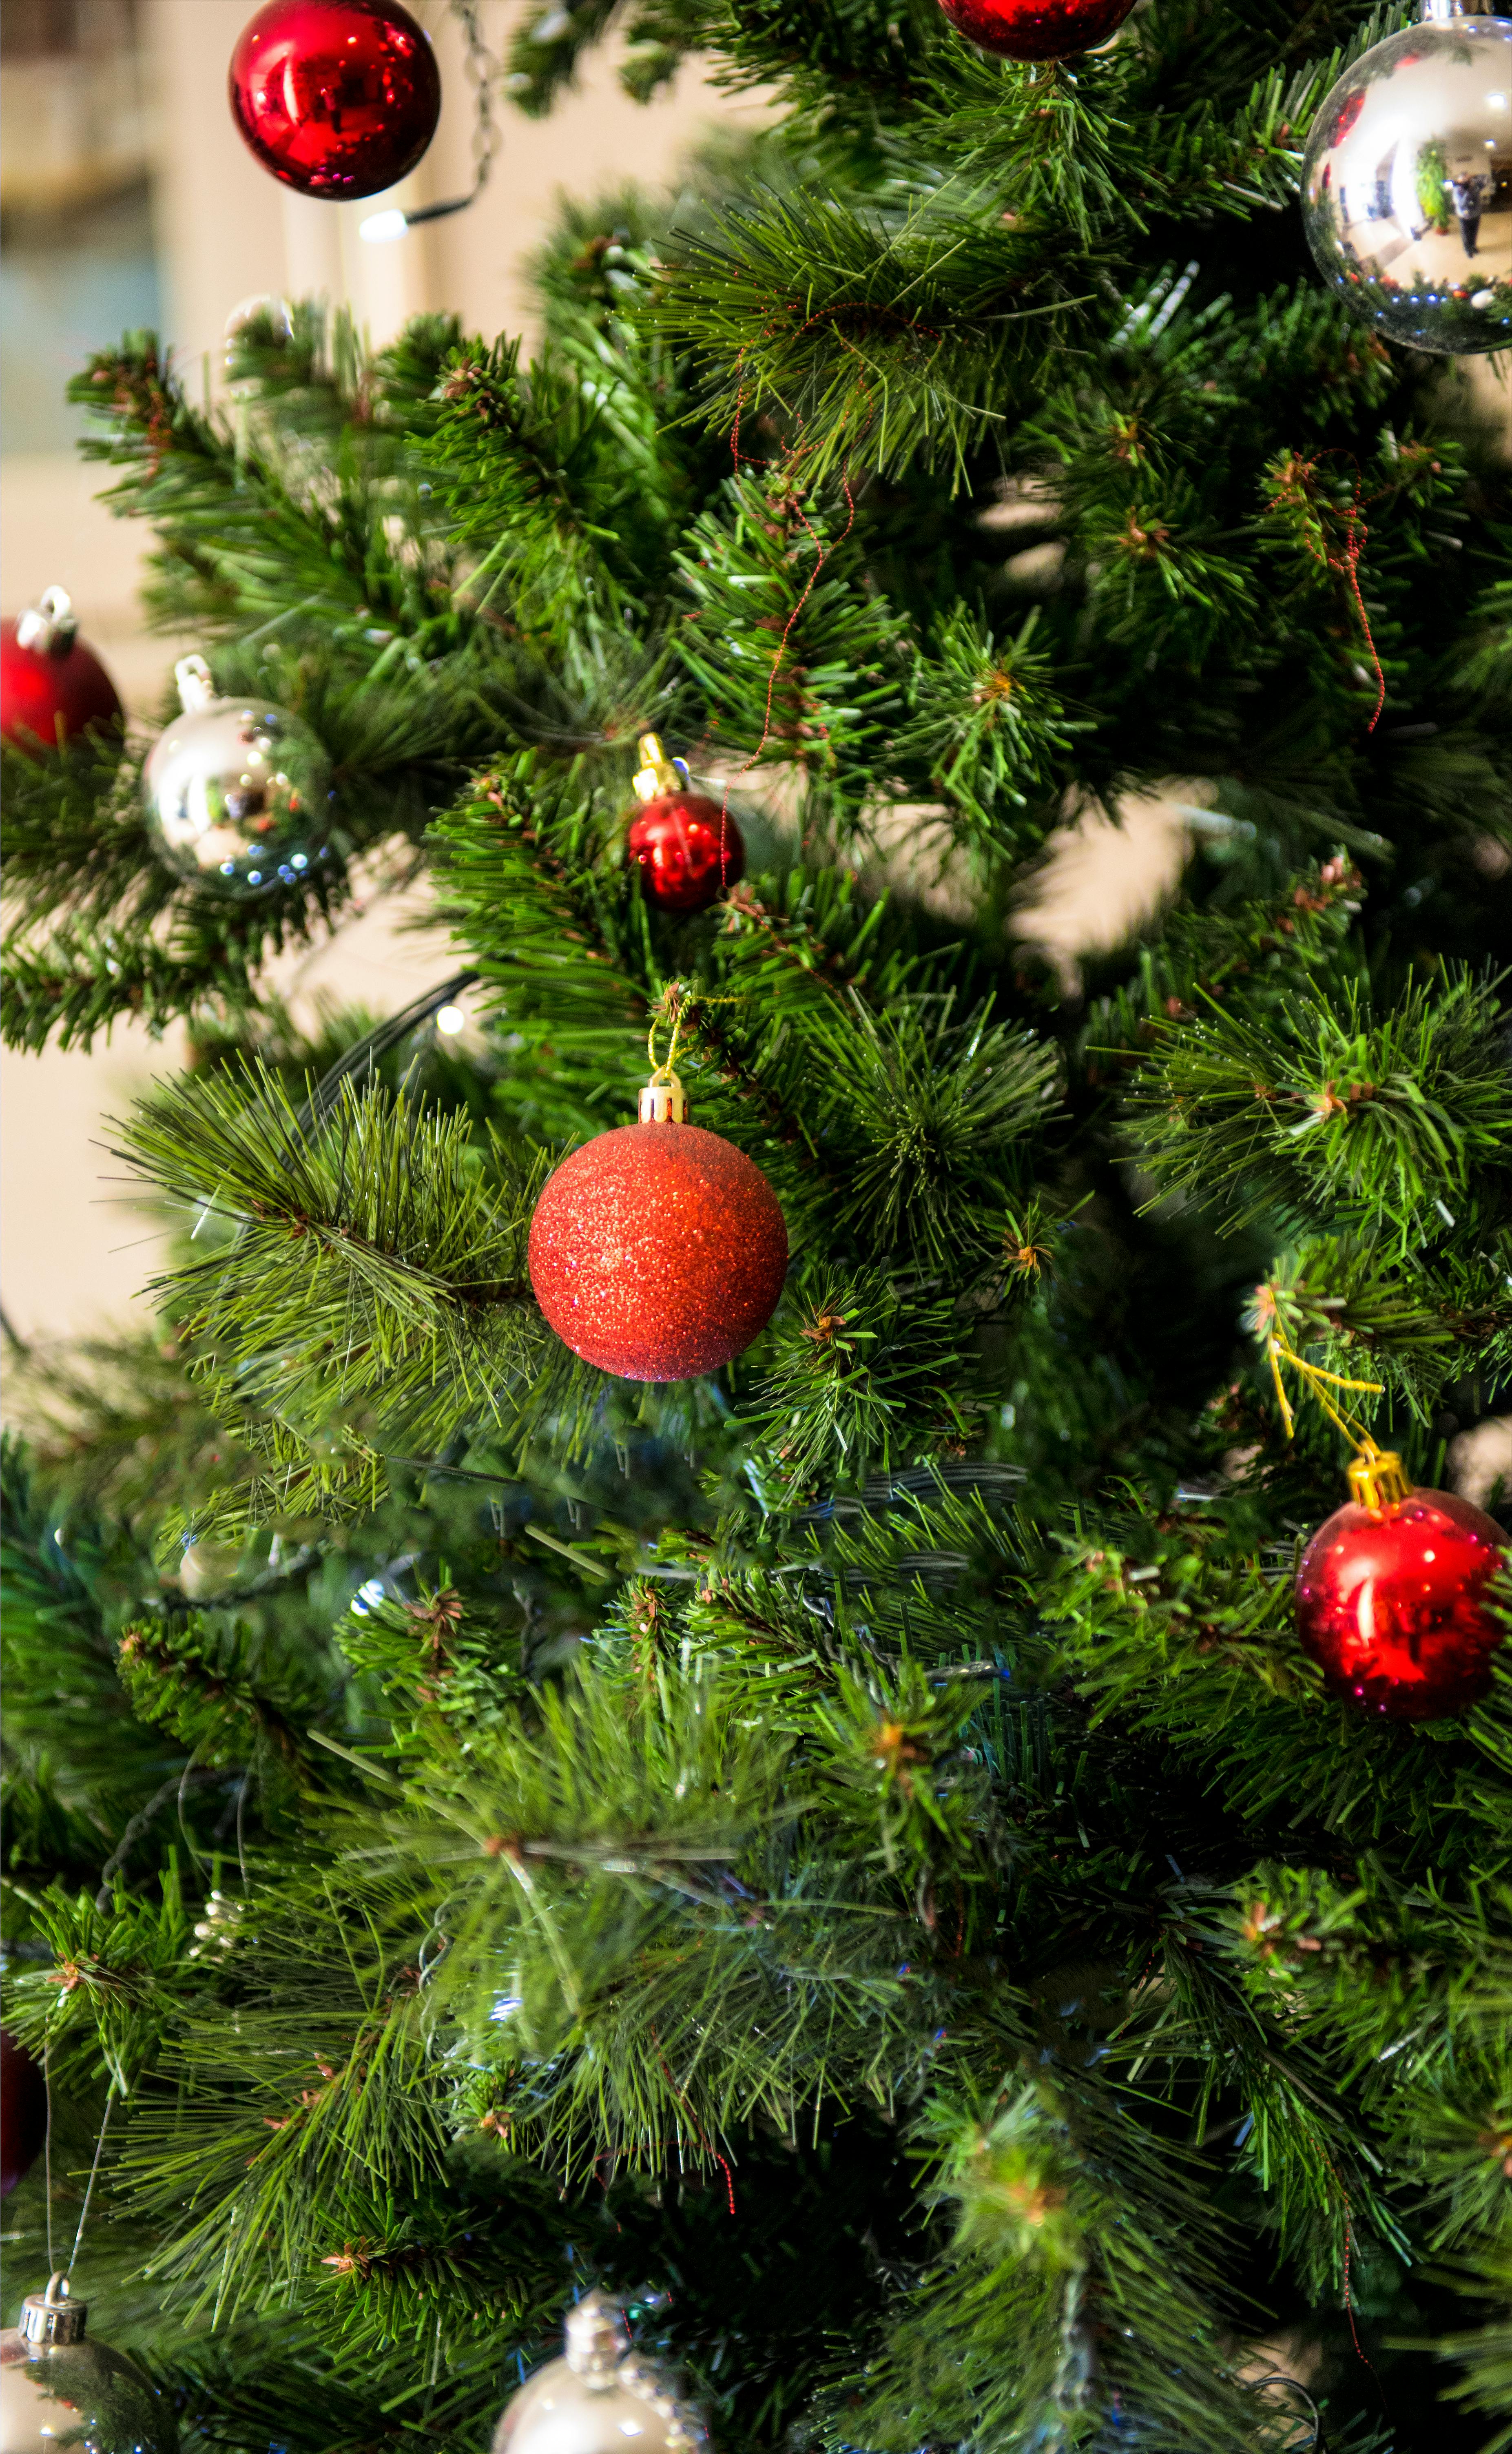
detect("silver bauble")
(143, 655), (331, 897)
(0, 2276), (175, 2454)
(493, 2295), (705, 2454)
(1302, 1), (1512, 356)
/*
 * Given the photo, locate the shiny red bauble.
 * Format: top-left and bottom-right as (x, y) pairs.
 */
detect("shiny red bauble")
(229, 0), (441, 200)
(626, 792), (744, 915)
(0, 2029), (48, 2198)
(1, 594), (122, 753)
(1295, 1486), (1507, 1720)
(529, 1118), (787, 1381)
(935, 0), (1135, 60)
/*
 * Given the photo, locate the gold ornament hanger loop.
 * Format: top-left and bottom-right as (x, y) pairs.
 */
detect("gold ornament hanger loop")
(1259, 1286), (1411, 1512)
(642, 986), (689, 1124)
(639, 980), (744, 1125)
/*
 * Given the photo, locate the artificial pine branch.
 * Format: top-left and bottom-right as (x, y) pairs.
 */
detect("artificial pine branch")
(3, 0), (1510, 2440)
(1128, 968), (1512, 1243)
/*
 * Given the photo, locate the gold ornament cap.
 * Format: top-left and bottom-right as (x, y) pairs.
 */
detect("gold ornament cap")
(633, 733), (689, 804)
(20, 2274), (89, 2348)
(639, 1079), (687, 1125)
(1347, 1447), (1413, 1512)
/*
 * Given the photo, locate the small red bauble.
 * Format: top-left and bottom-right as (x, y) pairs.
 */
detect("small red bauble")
(628, 793), (744, 913)
(934, 0), (1136, 61)
(1, 589), (122, 753)
(1295, 1453), (1507, 1720)
(529, 1083), (787, 1381)
(626, 733), (744, 913)
(229, 0), (441, 201)
(0, 2029), (48, 2199)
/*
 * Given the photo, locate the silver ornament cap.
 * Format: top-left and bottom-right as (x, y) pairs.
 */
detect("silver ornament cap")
(563, 2295), (631, 2377)
(492, 2294), (706, 2454)
(18, 2276), (87, 2348)
(142, 654), (332, 898)
(13, 590), (79, 658)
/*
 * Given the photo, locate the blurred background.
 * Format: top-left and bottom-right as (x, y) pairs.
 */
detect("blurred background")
(1, 0), (1507, 1467)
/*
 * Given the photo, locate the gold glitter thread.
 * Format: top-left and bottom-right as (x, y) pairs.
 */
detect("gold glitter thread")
(1259, 1291), (1406, 1514)
(1262, 1305), (1384, 1447)
(640, 983), (745, 1124)
(646, 996), (688, 1100)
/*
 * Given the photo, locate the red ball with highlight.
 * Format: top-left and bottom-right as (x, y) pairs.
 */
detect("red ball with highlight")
(1, 620), (121, 753)
(229, 0), (441, 200)
(627, 792), (744, 915)
(1295, 1486), (1507, 1720)
(935, 0), (1135, 60)
(529, 1121), (787, 1381)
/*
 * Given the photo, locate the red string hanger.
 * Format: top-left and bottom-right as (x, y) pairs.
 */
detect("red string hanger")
(1265, 452), (1387, 733)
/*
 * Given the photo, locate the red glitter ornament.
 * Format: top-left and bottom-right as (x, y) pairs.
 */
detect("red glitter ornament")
(934, 0), (1136, 62)
(529, 1076), (787, 1381)
(229, 0), (441, 202)
(1, 590), (122, 754)
(0, 2029), (47, 2199)
(1295, 1450), (1507, 1720)
(626, 733), (744, 914)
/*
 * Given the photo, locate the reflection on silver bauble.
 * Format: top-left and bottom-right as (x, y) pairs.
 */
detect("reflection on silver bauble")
(1302, 7), (1512, 357)
(493, 2296), (705, 2454)
(224, 294), (294, 348)
(0, 2277), (175, 2454)
(143, 655), (331, 897)
(176, 1539), (245, 1601)
(224, 295), (295, 381)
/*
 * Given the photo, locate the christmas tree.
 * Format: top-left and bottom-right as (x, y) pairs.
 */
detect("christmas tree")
(3, 1), (1511, 2450)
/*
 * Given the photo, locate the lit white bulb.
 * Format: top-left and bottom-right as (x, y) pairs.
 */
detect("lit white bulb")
(436, 1004), (466, 1035)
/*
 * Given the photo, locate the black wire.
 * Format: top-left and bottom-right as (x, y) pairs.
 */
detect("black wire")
(294, 967), (480, 1135)
(396, 2), (504, 230)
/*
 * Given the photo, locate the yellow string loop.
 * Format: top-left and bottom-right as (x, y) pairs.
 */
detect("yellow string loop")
(1260, 1285), (1384, 1448)
(646, 988), (687, 1093)
(646, 979), (745, 1091)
